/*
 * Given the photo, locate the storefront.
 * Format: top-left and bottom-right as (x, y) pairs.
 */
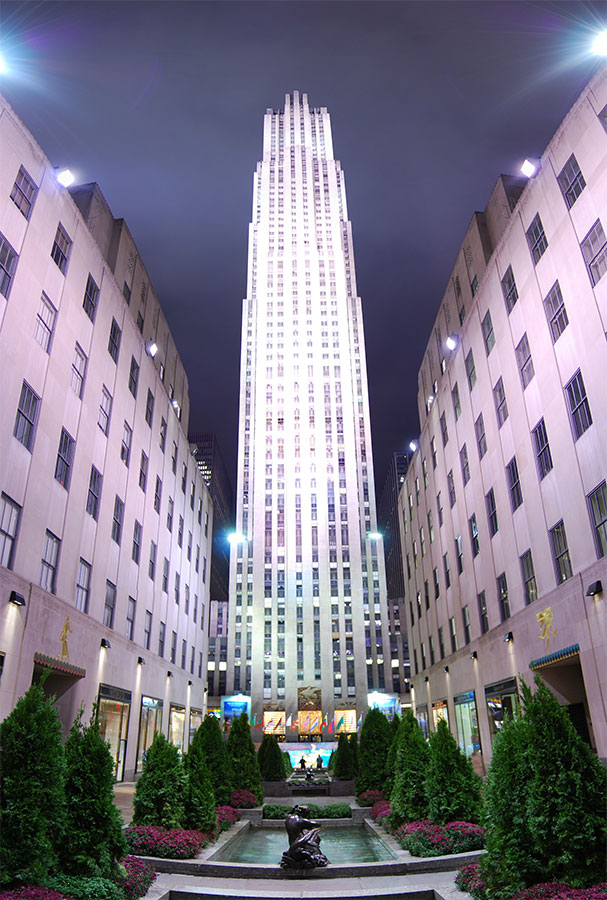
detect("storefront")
(454, 690), (483, 774)
(485, 677), (518, 744)
(97, 683), (131, 781)
(415, 703), (429, 738)
(136, 695), (163, 773)
(432, 698), (449, 729)
(168, 703), (186, 753)
(189, 707), (203, 744)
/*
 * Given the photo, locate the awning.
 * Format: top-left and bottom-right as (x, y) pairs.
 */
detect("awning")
(529, 643), (580, 670)
(34, 652), (86, 679)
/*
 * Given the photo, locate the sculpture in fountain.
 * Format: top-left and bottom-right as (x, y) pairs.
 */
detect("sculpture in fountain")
(279, 804), (330, 869)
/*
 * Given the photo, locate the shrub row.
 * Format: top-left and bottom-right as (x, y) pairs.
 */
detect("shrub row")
(262, 803), (351, 819)
(124, 826), (212, 859)
(394, 820), (485, 857)
(455, 865), (607, 900)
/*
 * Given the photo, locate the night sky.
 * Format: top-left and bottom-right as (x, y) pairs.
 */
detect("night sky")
(1, 1), (604, 495)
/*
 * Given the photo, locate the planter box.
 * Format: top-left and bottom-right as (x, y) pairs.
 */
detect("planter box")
(329, 778), (355, 796)
(261, 780), (291, 797)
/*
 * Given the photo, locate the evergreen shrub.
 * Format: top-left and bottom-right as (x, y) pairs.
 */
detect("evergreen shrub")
(424, 719), (481, 824)
(354, 708), (392, 794)
(226, 713), (263, 802)
(131, 733), (185, 828)
(383, 714), (401, 797)
(389, 709), (429, 824)
(333, 733), (356, 780)
(258, 734), (286, 781)
(40, 876), (122, 900)
(262, 804), (291, 819)
(197, 715), (234, 806)
(348, 732), (359, 775)
(182, 728), (217, 833)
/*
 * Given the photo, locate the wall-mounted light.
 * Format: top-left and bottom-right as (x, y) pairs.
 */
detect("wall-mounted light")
(442, 665), (449, 674)
(367, 531), (382, 541)
(586, 580), (603, 597)
(100, 638), (111, 649)
(55, 167), (75, 187)
(446, 335), (457, 351)
(504, 631), (514, 643)
(167, 671), (173, 678)
(137, 656), (146, 665)
(520, 159), (538, 178)
(188, 680), (193, 687)
(145, 340), (158, 358)
(9, 590), (26, 607)
(409, 441), (417, 453)
(469, 651), (478, 660)
(423, 675), (429, 683)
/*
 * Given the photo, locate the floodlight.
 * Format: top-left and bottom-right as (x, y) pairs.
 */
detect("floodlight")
(56, 168), (75, 187)
(591, 30), (607, 56)
(521, 159), (537, 178)
(446, 335), (457, 351)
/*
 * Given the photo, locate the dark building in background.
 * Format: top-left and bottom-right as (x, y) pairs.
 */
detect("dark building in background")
(190, 432), (234, 709)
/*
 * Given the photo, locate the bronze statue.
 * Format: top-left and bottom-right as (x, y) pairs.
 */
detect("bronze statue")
(279, 804), (330, 869)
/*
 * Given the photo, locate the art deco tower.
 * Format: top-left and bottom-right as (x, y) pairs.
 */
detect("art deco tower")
(226, 92), (392, 737)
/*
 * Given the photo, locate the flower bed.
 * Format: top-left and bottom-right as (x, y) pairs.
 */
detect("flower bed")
(124, 825), (212, 859)
(454, 866), (607, 900)
(216, 805), (241, 831)
(357, 789), (386, 807)
(455, 861), (488, 899)
(369, 799), (392, 824)
(119, 856), (157, 899)
(395, 820), (485, 857)
(0, 890), (74, 900)
(229, 789), (258, 809)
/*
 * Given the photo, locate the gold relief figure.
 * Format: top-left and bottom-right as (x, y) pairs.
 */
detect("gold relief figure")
(60, 616), (72, 660)
(536, 606), (557, 651)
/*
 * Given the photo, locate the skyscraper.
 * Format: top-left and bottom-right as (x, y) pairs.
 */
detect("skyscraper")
(226, 92), (393, 738)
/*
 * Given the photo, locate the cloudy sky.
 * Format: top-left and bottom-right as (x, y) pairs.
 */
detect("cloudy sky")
(1, 0), (604, 493)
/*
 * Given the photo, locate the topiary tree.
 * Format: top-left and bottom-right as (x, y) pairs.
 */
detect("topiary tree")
(333, 733), (355, 780)
(61, 707), (127, 877)
(355, 708), (393, 794)
(198, 714), (234, 806)
(132, 732), (185, 828)
(424, 718), (481, 825)
(283, 751), (293, 774)
(390, 709), (430, 823)
(182, 727), (218, 832)
(383, 713), (401, 797)
(0, 682), (67, 886)
(226, 712), (263, 802)
(348, 732), (359, 776)
(258, 733), (286, 781)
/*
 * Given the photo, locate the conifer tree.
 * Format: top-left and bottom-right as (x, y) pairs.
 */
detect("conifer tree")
(226, 712), (263, 802)
(258, 733), (286, 781)
(348, 731), (359, 776)
(333, 732), (355, 779)
(283, 750), (293, 774)
(198, 714), (234, 805)
(0, 682), (67, 885)
(424, 718), (481, 824)
(390, 709), (429, 823)
(355, 708), (393, 794)
(61, 708), (127, 877)
(132, 732), (185, 828)
(383, 713), (401, 797)
(183, 727), (218, 832)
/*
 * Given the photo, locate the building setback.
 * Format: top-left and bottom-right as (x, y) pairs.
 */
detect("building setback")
(399, 69), (607, 769)
(0, 95), (213, 780)
(226, 92), (394, 737)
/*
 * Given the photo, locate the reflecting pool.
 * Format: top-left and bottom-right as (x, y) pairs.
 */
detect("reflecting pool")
(215, 825), (396, 865)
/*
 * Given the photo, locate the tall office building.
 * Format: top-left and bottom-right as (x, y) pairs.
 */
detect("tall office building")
(226, 92), (393, 738)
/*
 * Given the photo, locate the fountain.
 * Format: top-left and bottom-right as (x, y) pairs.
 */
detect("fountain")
(279, 804), (330, 869)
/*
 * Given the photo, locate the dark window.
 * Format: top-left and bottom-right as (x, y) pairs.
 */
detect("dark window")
(154, 477), (162, 513)
(108, 318), (121, 363)
(126, 597), (136, 640)
(54, 428), (74, 489)
(462, 605), (471, 645)
(144, 610), (152, 650)
(455, 534), (464, 574)
(475, 413), (487, 460)
(447, 470), (456, 508)
(0, 492), (21, 569)
(10, 166), (38, 218)
(433, 566), (440, 599)
(465, 349), (476, 390)
(82, 274), (99, 322)
(158, 621), (166, 657)
(588, 481), (607, 558)
(0, 231), (18, 299)
(120, 421), (132, 466)
(493, 376), (508, 428)
(543, 281), (569, 342)
(486, 487), (498, 536)
(481, 311), (495, 355)
(452, 383), (461, 420)
(132, 520), (142, 564)
(159, 418), (167, 452)
(449, 616), (458, 652)
(526, 213), (548, 265)
(128, 356), (139, 398)
(581, 220), (607, 286)
(501, 265), (518, 313)
(103, 581), (116, 629)
(149, 541), (157, 580)
(520, 549), (537, 605)
(86, 466), (102, 520)
(139, 451), (148, 492)
(14, 381), (40, 451)
(506, 456), (523, 510)
(550, 520), (573, 583)
(497, 572), (510, 621)
(557, 154), (586, 208)
(460, 443), (470, 485)
(123, 282), (131, 304)
(145, 389), (154, 427)
(438, 626), (445, 660)
(111, 495), (124, 544)
(469, 514), (480, 557)
(515, 333), (534, 388)
(533, 418), (553, 479)
(51, 223), (72, 273)
(443, 552), (451, 588)
(565, 369), (592, 439)
(478, 591), (489, 634)
(440, 412), (449, 447)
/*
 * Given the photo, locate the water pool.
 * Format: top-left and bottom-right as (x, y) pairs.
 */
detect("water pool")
(215, 825), (396, 865)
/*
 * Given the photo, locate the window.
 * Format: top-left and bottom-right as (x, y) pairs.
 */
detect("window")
(70, 344), (87, 397)
(126, 597), (136, 640)
(550, 520), (573, 583)
(455, 534), (464, 574)
(0, 231), (18, 298)
(54, 428), (74, 489)
(588, 482), (607, 558)
(158, 621), (166, 657)
(162, 558), (169, 593)
(433, 566), (440, 599)
(452, 383), (461, 420)
(167, 498), (174, 532)
(501, 265), (518, 313)
(462, 605), (471, 645)
(447, 470), (456, 508)
(565, 369), (592, 439)
(82, 274), (99, 322)
(154, 476), (162, 513)
(128, 356), (139, 398)
(449, 616), (458, 652)
(430, 436), (437, 469)
(465, 349), (476, 391)
(34, 293), (56, 352)
(51, 223), (72, 273)
(123, 282), (131, 304)
(475, 413), (487, 460)
(443, 552), (451, 588)
(75, 558), (91, 613)
(515, 333), (534, 389)
(40, 530), (60, 593)
(171, 442), (178, 474)
(438, 626), (445, 660)
(497, 572), (510, 621)
(139, 451), (148, 492)
(481, 311), (495, 355)
(485, 487), (498, 536)
(557, 154), (586, 208)
(144, 610), (152, 650)
(171, 631), (177, 664)
(132, 520), (142, 564)
(14, 381), (40, 451)
(111, 495), (124, 544)
(149, 541), (157, 580)
(470, 275), (478, 297)
(177, 515), (184, 548)
(526, 213), (548, 265)
(469, 513), (480, 557)
(493, 376), (508, 428)
(145, 389), (154, 427)
(533, 418), (553, 479)
(460, 444), (470, 485)
(159, 418), (167, 452)
(581, 220), (607, 285)
(520, 549), (537, 605)
(98, 386), (112, 434)
(437, 491), (443, 527)
(506, 456), (523, 510)
(108, 318), (121, 363)
(0, 493), (21, 568)
(103, 580), (116, 629)
(543, 280), (569, 343)
(120, 421), (132, 466)
(478, 591), (489, 634)
(86, 466), (102, 520)
(10, 165), (37, 218)
(440, 412), (449, 447)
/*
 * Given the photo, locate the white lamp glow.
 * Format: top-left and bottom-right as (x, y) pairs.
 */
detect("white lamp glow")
(56, 168), (75, 187)
(409, 441), (417, 452)
(591, 30), (607, 56)
(446, 335), (457, 351)
(521, 159), (537, 178)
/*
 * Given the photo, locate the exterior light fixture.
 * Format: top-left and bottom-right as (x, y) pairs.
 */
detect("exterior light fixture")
(409, 441), (417, 452)
(367, 532), (382, 541)
(100, 638), (111, 649)
(591, 30), (607, 56)
(167, 671), (173, 678)
(521, 159), (537, 178)
(56, 168), (75, 187)
(469, 651), (478, 660)
(9, 590), (26, 607)
(188, 680), (193, 687)
(228, 532), (247, 545)
(504, 631), (514, 643)
(137, 656), (146, 665)
(442, 665), (449, 674)
(427, 394), (435, 404)
(586, 580), (603, 597)
(145, 340), (158, 358)
(423, 675), (429, 683)
(446, 335), (457, 351)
